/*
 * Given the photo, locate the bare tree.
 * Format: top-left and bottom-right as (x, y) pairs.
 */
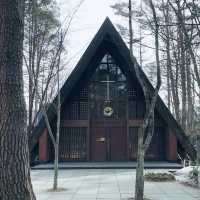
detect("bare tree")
(129, 0), (161, 199)
(24, 0), (60, 136)
(169, 1), (200, 90)
(25, 30), (64, 190)
(162, 0), (181, 121)
(26, 1), (85, 190)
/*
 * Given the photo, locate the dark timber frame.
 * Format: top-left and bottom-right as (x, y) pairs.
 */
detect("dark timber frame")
(30, 18), (196, 163)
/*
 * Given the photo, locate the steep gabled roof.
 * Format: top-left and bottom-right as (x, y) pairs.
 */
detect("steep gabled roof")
(30, 17), (196, 160)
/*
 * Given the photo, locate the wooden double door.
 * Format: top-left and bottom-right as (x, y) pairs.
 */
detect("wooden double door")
(91, 120), (127, 161)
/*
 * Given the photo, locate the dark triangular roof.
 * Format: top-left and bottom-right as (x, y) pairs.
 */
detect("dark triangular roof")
(30, 17), (196, 160)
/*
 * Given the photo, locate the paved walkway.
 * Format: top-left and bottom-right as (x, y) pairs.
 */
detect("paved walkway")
(31, 169), (200, 200)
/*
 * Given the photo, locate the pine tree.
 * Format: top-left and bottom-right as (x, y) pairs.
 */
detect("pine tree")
(0, 0), (36, 199)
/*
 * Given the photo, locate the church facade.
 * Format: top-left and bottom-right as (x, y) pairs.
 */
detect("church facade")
(30, 18), (196, 163)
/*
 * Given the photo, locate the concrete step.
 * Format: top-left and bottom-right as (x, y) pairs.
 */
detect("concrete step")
(31, 161), (182, 170)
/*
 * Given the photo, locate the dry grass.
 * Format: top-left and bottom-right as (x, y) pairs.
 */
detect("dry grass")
(144, 172), (175, 182)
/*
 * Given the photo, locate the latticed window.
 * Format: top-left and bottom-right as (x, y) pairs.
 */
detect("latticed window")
(79, 102), (88, 119)
(71, 102), (79, 119)
(79, 88), (89, 101)
(59, 127), (87, 161)
(128, 83), (145, 119)
(65, 101), (88, 120)
(129, 126), (166, 160)
(63, 87), (89, 120)
(128, 87), (136, 100)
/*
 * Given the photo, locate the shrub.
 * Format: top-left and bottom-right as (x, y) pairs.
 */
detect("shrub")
(189, 167), (198, 185)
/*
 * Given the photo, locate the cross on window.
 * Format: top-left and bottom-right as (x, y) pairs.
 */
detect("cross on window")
(101, 74), (115, 102)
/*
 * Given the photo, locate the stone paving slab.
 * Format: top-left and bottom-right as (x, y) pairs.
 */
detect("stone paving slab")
(31, 169), (200, 200)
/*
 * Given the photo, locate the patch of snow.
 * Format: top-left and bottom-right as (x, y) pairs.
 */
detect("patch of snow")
(175, 166), (194, 176)
(174, 166), (199, 186)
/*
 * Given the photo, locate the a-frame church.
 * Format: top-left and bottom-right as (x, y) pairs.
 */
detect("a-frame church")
(30, 18), (196, 163)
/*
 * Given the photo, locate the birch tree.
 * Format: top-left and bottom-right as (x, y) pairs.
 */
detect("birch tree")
(129, 0), (161, 199)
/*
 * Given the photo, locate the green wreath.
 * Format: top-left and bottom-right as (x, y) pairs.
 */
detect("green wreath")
(103, 106), (114, 117)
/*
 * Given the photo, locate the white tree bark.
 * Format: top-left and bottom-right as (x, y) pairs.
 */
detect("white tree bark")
(128, 0), (161, 199)
(197, 136), (200, 188)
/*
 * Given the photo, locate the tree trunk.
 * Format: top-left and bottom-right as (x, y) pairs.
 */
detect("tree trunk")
(170, 45), (181, 122)
(0, 0), (36, 199)
(177, 4), (187, 130)
(170, 47), (180, 121)
(167, 63), (171, 110)
(129, 1), (161, 200)
(53, 143), (59, 190)
(186, 53), (193, 133)
(128, 2), (145, 199)
(53, 53), (61, 190)
(135, 132), (145, 200)
(196, 136), (200, 188)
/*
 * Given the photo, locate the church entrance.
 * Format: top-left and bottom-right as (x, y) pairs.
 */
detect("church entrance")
(91, 120), (127, 161)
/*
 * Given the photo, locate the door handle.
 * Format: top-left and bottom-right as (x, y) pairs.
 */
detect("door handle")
(96, 137), (106, 142)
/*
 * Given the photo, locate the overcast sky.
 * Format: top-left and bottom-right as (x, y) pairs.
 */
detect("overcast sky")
(56, 0), (159, 95)
(57, 0), (117, 74)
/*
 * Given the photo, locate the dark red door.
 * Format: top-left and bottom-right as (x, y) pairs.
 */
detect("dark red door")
(110, 127), (127, 161)
(91, 120), (127, 161)
(91, 126), (107, 161)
